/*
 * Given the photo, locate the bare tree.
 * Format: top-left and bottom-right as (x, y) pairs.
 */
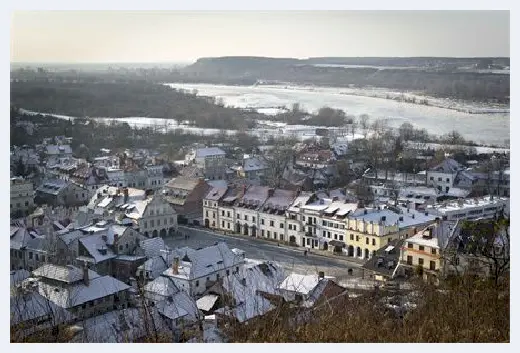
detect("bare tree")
(359, 115), (370, 138)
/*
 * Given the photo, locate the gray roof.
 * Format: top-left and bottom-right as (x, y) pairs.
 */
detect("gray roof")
(38, 274), (130, 308)
(45, 144), (72, 155)
(36, 179), (70, 196)
(10, 270), (30, 288)
(144, 276), (180, 297)
(205, 187), (228, 201)
(166, 177), (201, 191)
(195, 147), (225, 158)
(78, 235), (117, 263)
(10, 291), (75, 326)
(32, 264), (100, 284)
(138, 237), (169, 258)
(431, 158), (465, 173)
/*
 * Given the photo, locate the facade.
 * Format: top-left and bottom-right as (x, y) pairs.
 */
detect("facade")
(191, 147), (227, 180)
(11, 177), (35, 217)
(164, 177), (211, 225)
(45, 144), (73, 166)
(145, 164), (166, 190)
(35, 179), (89, 207)
(125, 195), (178, 238)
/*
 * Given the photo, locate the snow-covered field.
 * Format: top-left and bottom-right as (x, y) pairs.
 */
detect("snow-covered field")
(164, 83), (510, 147)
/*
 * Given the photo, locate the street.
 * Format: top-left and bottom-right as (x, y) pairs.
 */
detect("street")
(164, 225), (366, 281)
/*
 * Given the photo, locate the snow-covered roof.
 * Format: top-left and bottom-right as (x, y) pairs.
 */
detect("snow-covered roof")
(38, 274), (130, 309)
(430, 158), (465, 173)
(78, 235), (117, 263)
(205, 187), (228, 201)
(46, 144), (72, 155)
(163, 242), (244, 281)
(33, 264), (100, 284)
(138, 237), (168, 258)
(406, 221), (457, 250)
(278, 273), (323, 296)
(157, 291), (199, 322)
(10, 269), (30, 288)
(144, 276), (180, 297)
(243, 157), (266, 172)
(10, 291), (75, 326)
(195, 147), (225, 158)
(196, 295), (219, 312)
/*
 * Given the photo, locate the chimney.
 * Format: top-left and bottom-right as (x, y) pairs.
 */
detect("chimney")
(318, 271), (325, 279)
(83, 262), (89, 286)
(172, 257), (180, 275)
(123, 188), (129, 203)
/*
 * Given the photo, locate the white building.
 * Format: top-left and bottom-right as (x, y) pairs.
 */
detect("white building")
(187, 147), (226, 180)
(424, 196), (509, 221)
(426, 158), (466, 193)
(125, 195), (178, 238)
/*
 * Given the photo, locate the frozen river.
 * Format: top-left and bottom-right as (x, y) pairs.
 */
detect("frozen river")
(165, 83), (510, 146)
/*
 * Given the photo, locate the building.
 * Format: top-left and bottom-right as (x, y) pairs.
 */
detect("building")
(234, 156), (267, 181)
(362, 239), (405, 282)
(233, 186), (271, 237)
(11, 177), (35, 217)
(160, 242), (245, 297)
(145, 164), (166, 190)
(426, 158), (470, 194)
(256, 188), (299, 242)
(399, 221), (457, 283)
(35, 179), (89, 207)
(203, 186), (228, 229)
(187, 147), (227, 180)
(295, 146), (335, 170)
(277, 273), (337, 303)
(70, 166), (110, 198)
(45, 144), (73, 166)
(424, 196), (509, 221)
(32, 264), (131, 320)
(164, 177), (211, 225)
(125, 194), (178, 238)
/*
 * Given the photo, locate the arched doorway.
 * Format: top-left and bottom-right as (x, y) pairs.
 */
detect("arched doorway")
(364, 249), (370, 259)
(356, 247), (362, 257)
(289, 236), (296, 244)
(160, 229), (167, 237)
(251, 226), (257, 237)
(235, 222), (241, 234)
(144, 231), (149, 238)
(204, 219), (210, 228)
(168, 228), (175, 237)
(323, 242), (328, 251)
(244, 226), (249, 236)
(152, 229), (158, 238)
(348, 246), (354, 257)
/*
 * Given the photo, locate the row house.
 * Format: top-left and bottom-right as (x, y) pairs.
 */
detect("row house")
(11, 177), (35, 217)
(124, 194), (178, 238)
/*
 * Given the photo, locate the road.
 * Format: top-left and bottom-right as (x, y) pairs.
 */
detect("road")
(164, 225), (366, 281)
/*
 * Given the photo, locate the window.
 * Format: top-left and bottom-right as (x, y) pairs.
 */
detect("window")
(144, 221), (148, 229)
(150, 220), (154, 227)
(252, 217), (255, 222)
(170, 217), (174, 224)
(322, 220), (327, 226)
(418, 258), (424, 266)
(270, 220), (274, 227)
(237, 214), (240, 219)
(430, 261), (436, 270)
(350, 234), (354, 240)
(245, 215), (249, 221)
(222, 221), (225, 227)
(126, 243), (129, 249)
(41, 255), (45, 262)
(226, 270), (229, 276)
(306, 238), (310, 245)
(302, 216), (305, 221)
(446, 178), (450, 182)
(431, 248), (437, 255)
(150, 210), (154, 216)
(366, 238), (369, 245)
(334, 234), (338, 240)
(408, 243), (413, 249)
(25, 201), (29, 207)
(419, 245), (424, 251)
(222, 210), (225, 216)
(29, 252), (33, 259)
(227, 211), (230, 217)
(438, 177), (442, 181)
(195, 280), (199, 287)
(157, 219), (161, 226)
(35, 254), (39, 261)
(322, 230), (326, 237)
(206, 211), (209, 217)
(227, 223), (230, 229)
(339, 235), (343, 241)
(356, 236), (359, 241)
(212, 212), (215, 218)
(372, 239), (376, 246)
(267, 231), (271, 237)
(262, 230), (265, 237)
(407, 256), (413, 265)
(261, 219), (265, 225)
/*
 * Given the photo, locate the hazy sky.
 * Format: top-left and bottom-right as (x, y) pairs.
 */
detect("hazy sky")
(11, 11), (510, 63)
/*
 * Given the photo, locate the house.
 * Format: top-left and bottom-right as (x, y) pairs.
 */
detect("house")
(11, 177), (35, 217)
(399, 220), (458, 283)
(236, 156), (267, 181)
(32, 264), (131, 320)
(124, 194), (178, 238)
(203, 186), (228, 229)
(164, 177), (211, 225)
(426, 158), (467, 193)
(10, 225), (51, 271)
(295, 146), (335, 170)
(256, 188), (298, 242)
(161, 242), (245, 297)
(45, 144), (73, 166)
(69, 166), (110, 198)
(232, 186), (272, 237)
(187, 147), (227, 180)
(35, 179), (89, 207)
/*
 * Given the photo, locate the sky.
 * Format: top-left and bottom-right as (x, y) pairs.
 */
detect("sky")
(10, 11), (510, 63)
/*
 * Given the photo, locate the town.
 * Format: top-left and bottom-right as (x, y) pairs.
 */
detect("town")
(10, 106), (510, 342)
